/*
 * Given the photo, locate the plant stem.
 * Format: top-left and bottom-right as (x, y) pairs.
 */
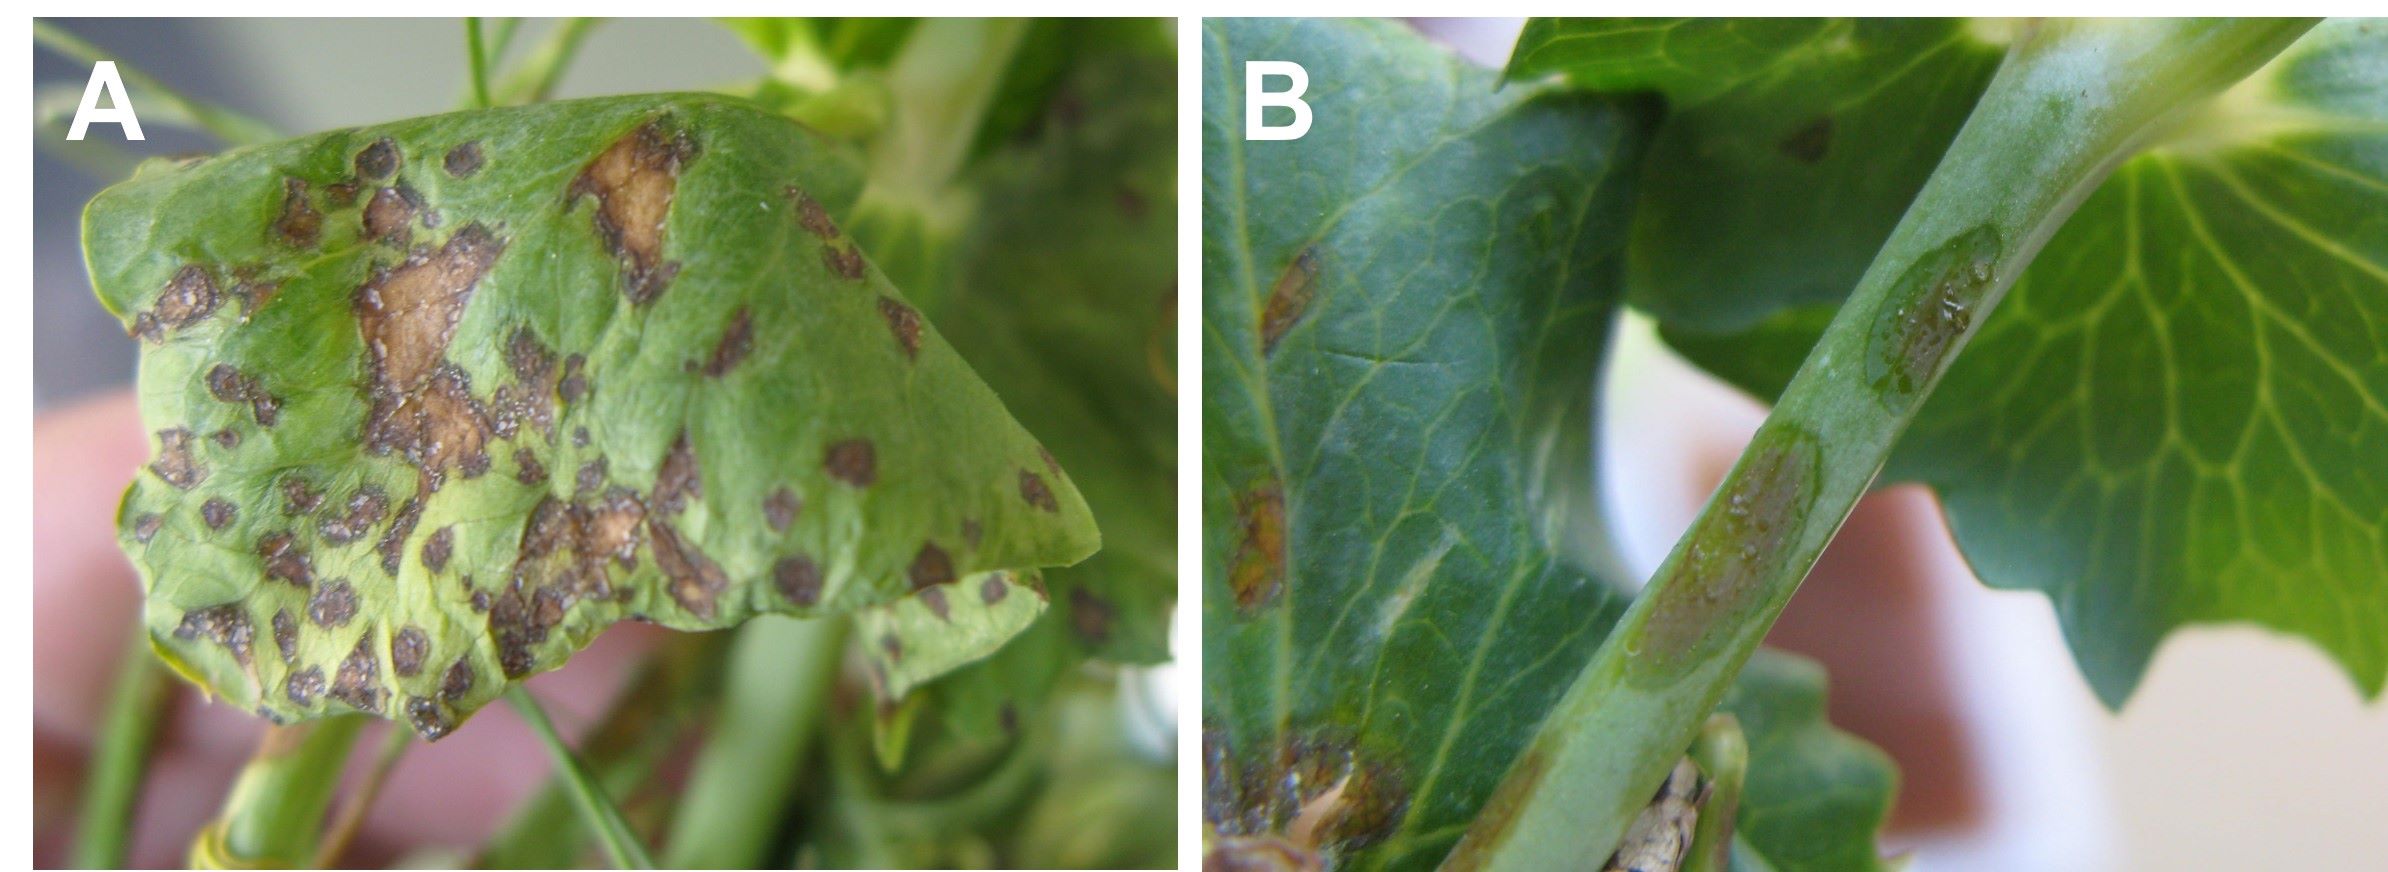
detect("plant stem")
(466, 18), (494, 109)
(190, 717), (366, 868)
(311, 725), (412, 867)
(1681, 716), (1746, 872)
(31, 21), (279, 146)
(492, 18), (598, 106)
(71, 631), (173, 869)
(661, 616), (846, 869)
(506, 686), (656, 870)
(1444, 19), (2316, 871)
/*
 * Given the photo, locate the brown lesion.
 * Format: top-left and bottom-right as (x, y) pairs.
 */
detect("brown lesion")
(1640, 423), (1821, 670)
(774, 555), (822, 606)
(876, 297), (922, 360)
(1204, 725), (1408, 867)
(202, 498), (237, 530)
(363, 187), (418, 246)
(763, 487), (800, 532)
(649, 518), (727, 620)
(1019, 469), (1059, 512)
(274, 177), (322, 248)
(1778, 116), (1834, 164)
(1260, 247), (1320, 355)
(490, 491), (649, 677)
(172, 604), (254, 666)
(131, 265), (223, 342)
(356, 223), (507, 491)
(698, 307), (754, 377)
(443, 141), (485, 178)
(651, 433), (703, 514)
(355, 138), (401, 180)
(329, 633), (387, 714)
(1068, 586), (1115, 647)
(148, 428), (207, 490)
(569, 119), (697, 304)
(390, 626), (429, 677)
(205, 363), (281, 427)
(1228, 481), (1288, 611)
(316, 485), (389, 546)
(824, 439), (876, 487)
(907, 543), (953, 590)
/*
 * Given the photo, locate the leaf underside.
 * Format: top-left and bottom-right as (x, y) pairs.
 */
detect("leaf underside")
(87, 93), (1099, 739)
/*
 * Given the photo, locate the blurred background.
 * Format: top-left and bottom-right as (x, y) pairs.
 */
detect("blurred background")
(1402, 17), (2388, 872)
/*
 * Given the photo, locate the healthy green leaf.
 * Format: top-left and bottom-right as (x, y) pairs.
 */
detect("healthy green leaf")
(86, 93), (1098, 739)
(1509, 18), (2007, 333)
(1658, 19), (2388, 705)
(1201, 17), (1648, 870)
(1722, 651), (1898, 872)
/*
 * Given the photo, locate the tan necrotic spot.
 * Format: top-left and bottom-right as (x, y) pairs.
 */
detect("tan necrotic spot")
(422, 527), (454, 573)
(275, 177), (321, 248)
(1019, 469), (1058, 512)
(391, 626), (429, 677)
(908, 543), (953, 591)
(258, 531), (315, 587)
(132, 265), (222, 342)
(330, 634), (386, 714)
(1229, 482), (1287, 611)
(824, 439), (875, 487)
(149, 428), (206, 490)
(876, 297), (921, 360)
(286, 666), (327, 707)
(763, 487), (799, 532)
(569, 119), (695, 305)
(173, 604), (252, 665)
(318, 485), (388, 546)
(354, 138), (400, 180)
(699, 307), (753, 377)
(652, 434), (702, 514)
(774, 555), (821, 606)
(444, 142), (484, 178)
(206, 363), (281, 427)
(309, 579), (359, 628)
(1261, 247), (1320, 354)
(649, 519), (727, 620)
(202, 498), (236, 530)
(273, 609), (298, 663)
(356, 224), (506, 487)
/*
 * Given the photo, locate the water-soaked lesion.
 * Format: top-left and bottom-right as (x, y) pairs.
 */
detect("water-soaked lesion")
(1261, 247), (1320, 355)
(570, 118), (696, 304)
(1228, 481), (1287, 612)
(1865, 225), (2002, 412)
(1204, 725), (1408, 867)
(1638, 423), (1822, 671)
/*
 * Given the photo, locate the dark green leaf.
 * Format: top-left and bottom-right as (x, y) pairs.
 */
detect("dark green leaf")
(1722, 651), (1898, 872)
(1510, 18), (2008, 332)
(1201, 18), (1646, 870)
(87, 93), (1098, 739)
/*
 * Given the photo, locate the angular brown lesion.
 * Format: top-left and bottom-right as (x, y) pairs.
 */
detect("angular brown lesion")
(274, 177), (321, 248)
(569, 119), (697, 304)
(877, 297), (922, 360)
(1261, 247), (1321, 355)
(131, 266), (223, 342)
(824, 439), (876, 487)
(356, 224), (507, 490)
(698, 307), (754, 377)
(443, 141), (485, 178)
(148, 428), (207, 490)
(649, 517), (726, 620)
(329, 633), (387, 714)
(1229, 481), (1288, 611)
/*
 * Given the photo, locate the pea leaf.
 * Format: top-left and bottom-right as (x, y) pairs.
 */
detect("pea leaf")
(1508, 18), (2007, 333)
(1722, 651), (1898, 872)
(87, 93), (1098, 739)
(849, 31), (1178, 746)
(1653, 19), (2388, 705)
(1201, 18), (1648, 869)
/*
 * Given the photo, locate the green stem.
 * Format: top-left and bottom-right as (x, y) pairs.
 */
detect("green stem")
(1681, 716), (1746, 872)
(492, 18), (598, 105)
(466, 19), (494, 109)
(1444, 19), (2316, 871)
(191, 717), (366, 868)
(71, 632), (173, 869)
(31, 21), (279, 146)
(661, 616), (846, 869)
(506, 686), (656, 870)
(311, 725), (411, 868)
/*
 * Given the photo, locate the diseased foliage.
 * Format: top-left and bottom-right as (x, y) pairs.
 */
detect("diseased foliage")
(88, 93), (1100, 739)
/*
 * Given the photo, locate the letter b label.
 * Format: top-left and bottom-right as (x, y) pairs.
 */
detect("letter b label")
(1245, 61), (1311, 141)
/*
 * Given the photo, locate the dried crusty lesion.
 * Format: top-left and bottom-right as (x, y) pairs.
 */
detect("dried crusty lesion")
(1603, 758), (1711, 872)
(1203, 773), (1352, 872)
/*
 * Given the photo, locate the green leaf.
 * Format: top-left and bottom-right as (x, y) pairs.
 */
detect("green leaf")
(1509, 18), (2008, 333)
(1722, 651), (1898, 872)
(85, 92), (1098, 739)
(1200, 18), (1648, 870)
(1658, 19), (2388, 705)
(850, 33), (1179, 747)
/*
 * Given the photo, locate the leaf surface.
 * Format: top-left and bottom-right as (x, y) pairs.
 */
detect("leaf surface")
(1722, 651), (1898, 872)
(87, 93), (1098, 738)
(1201, 18), (1647, 869)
